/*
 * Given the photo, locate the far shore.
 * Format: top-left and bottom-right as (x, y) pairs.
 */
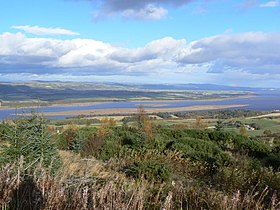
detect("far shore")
(28, 104), (249, 117)
(130, 94), (256, 103)
(0, 94), (255, 111)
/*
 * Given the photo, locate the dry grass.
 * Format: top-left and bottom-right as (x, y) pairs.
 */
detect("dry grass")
(0, 146), (279, 210)
(0, 154), (280, 210)
(58, 151), (111, 179)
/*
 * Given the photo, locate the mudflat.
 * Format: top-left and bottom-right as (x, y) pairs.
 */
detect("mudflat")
(39, 104), (248, 116)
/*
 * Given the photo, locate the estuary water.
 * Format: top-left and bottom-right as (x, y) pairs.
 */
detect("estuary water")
(0, 90), (279, 120)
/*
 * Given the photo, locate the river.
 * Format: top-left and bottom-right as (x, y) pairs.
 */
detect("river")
(0, 90), (279, 120)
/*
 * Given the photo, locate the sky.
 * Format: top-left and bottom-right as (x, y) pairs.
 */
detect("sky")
(0, 0), (280, 87)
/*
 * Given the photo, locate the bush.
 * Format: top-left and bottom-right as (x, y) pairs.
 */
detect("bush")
(233, 136), (271, 158)
(208, 130), (234, 149)
(171, 137), (231, 167)
(125, 160), (172, 182)
(121, 130), (148, 149)
(57, 126), (97, 152)
(80, 133), (105, 158)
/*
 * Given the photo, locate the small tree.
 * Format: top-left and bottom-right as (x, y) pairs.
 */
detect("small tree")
(239, 125), (248, 137)
(97, 117), (116, 138)
(215, 120), (224, 132)
(136, 106), (147, 129)
(0, 113), (61, 173)
(100, 117), (116, 127)
(143, 120), (153, 138)
(136, 106), (153, 137)
(193, 117), (208, 129)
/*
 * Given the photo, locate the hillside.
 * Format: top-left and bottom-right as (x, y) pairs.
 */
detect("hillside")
(0, 111), (280, 209)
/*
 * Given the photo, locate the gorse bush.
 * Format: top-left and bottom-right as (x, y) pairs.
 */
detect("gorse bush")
(233, 135), (271, 158)
(170, 137), (231, 167)
(125, 160), (172, 182)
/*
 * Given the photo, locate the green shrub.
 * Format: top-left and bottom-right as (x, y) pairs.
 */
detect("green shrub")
(171, 137), (231, 167)
(233, 136), (271, 158)
(107, 126), (148, 149)
(208, 130), (234, 149)
(57, 126), (97, 152)
(99, 140), (123, 160)
(125, 160), (171, 182)
(121, 131), (148, 149)
(73, 127), (97, 152)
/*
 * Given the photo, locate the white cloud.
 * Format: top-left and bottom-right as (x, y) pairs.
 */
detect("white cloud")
(259, 0), (279, 7)
(177, 32), (280, 75)
(1, 32), (280, 86)
(11, 25), (80, 36)
(110, 37), (185, 63)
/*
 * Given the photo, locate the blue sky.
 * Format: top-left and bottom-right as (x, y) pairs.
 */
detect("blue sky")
(0, 0), (280, 87)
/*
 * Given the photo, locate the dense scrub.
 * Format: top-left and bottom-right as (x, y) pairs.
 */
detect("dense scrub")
(0, 113), (280, 209)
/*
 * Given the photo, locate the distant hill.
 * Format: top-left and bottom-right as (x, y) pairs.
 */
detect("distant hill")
(0, 81), (258, 105)
(116, 83), (265, 91)
(3, 81), (272, 92)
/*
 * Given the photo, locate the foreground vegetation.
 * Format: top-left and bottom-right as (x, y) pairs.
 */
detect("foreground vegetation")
(0, 109), (280, 209)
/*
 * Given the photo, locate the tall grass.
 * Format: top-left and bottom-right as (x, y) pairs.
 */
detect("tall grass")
(0, 157), (279, 210)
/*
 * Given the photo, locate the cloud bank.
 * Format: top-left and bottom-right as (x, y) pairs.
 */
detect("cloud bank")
(0, 31), (280, 86)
